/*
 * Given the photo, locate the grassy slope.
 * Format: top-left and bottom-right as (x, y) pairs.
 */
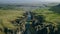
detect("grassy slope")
(32, 8), (60, 28)
(0, 10), (24, 30)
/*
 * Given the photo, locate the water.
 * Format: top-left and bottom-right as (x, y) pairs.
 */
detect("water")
(25, 12), (32, 34)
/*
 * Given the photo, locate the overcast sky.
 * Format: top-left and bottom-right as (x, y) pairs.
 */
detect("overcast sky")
(0, 0), (60, 4)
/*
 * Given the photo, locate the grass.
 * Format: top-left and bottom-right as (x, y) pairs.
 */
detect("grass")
(0, 32), (5, 34)
(32, 8), (60, 28)
(0, 6), (60, 34)
(0, 10), (24, 30)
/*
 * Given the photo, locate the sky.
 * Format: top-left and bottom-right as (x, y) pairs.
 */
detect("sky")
(0, 0), (60, 4)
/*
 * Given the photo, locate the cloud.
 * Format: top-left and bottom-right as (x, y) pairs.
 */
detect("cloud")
(45, 0), (60, 2)
(0, 0), (60, 4)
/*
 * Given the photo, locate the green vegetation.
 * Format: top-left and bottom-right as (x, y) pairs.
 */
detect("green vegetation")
(32, 8), (60, 29)
(0, 3), (60, 34)
(49, 4), (60, 13)
(0, 10), (24, 33)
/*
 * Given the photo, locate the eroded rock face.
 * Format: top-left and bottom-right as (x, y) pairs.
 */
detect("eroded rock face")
(31, 14), (58, 34)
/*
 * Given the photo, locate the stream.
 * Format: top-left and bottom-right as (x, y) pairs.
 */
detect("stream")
(24, 11), (32, 34)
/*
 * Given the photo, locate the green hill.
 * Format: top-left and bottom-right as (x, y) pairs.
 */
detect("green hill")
(32, 8), (60, 29)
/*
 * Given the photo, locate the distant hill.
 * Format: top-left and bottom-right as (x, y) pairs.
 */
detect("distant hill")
(0, 3), (59, 10)
(49, 4), (60, 13)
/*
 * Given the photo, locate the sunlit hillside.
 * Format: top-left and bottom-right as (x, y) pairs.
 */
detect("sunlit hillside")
(0, 10), (24, 34)
(0, 3), (60, 34)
